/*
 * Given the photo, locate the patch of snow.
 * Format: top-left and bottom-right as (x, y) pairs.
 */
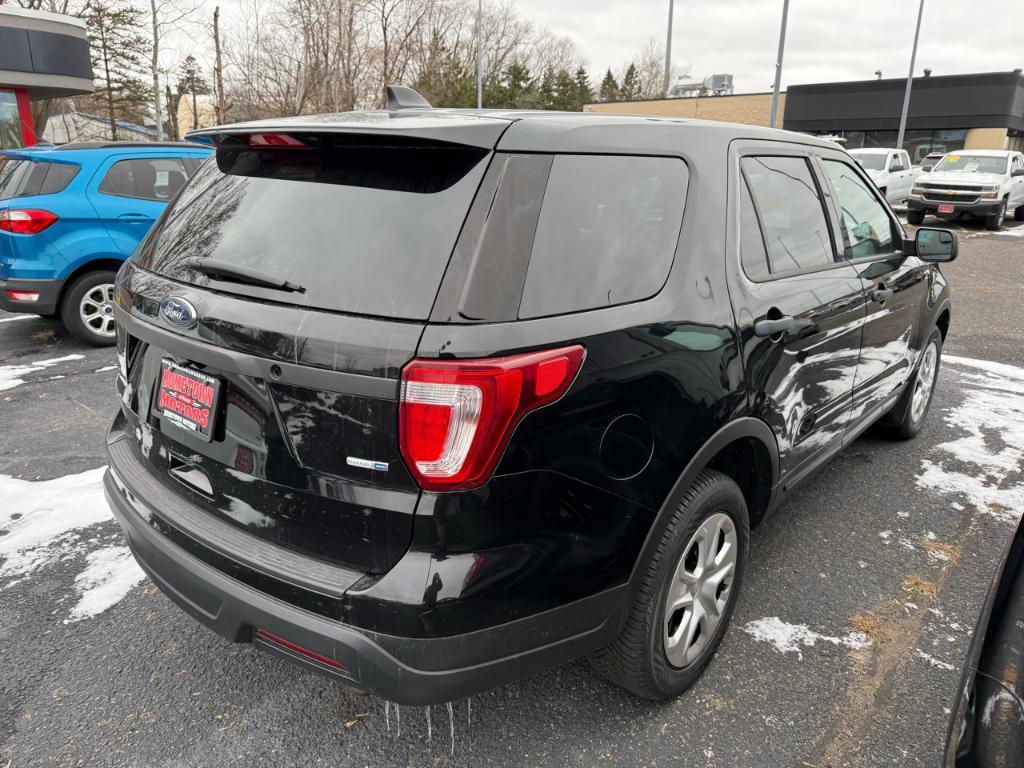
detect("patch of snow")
(65, 546), (144, 622)
(0, 354), (84, 391)
(0, 468), (111, 579)
(879, 530), (892, 541)
(0, 314), (36, 323)
(912, 356), (1024, 524)
(915, 649), (955, 671)
(742, 617), (869, 660)
(0, 468), (145, 622)
(93, 365), (118, 373)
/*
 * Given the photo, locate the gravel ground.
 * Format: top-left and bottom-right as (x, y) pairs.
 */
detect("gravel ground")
(1, 218), (1023, 767)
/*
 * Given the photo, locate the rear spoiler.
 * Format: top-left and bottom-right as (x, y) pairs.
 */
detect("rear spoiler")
(187, 92), (510, 150)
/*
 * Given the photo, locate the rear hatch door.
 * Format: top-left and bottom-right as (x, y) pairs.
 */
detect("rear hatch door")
(115, 115), (508, 574)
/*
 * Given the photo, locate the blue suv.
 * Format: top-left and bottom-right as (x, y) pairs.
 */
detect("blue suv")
(0, 141), (211, 345)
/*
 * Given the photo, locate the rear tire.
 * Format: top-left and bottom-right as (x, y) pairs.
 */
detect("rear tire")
(985, 200), (1007, 231)
(1015, 204), (1024, 222)
(907, 210), (925, 225)
(587, 469), (749, 699)
(61, 270), (118, 347)
(878, 328), (942, 440)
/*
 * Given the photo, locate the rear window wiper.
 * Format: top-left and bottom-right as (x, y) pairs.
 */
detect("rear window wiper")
(185, 257), (305, 294)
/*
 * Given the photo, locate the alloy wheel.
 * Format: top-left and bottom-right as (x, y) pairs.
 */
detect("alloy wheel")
(663, 512), (737, 669)
(79, 283), (117, 339)
(910, 340), (939, 423)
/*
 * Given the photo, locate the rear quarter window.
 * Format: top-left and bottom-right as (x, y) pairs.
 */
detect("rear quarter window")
(518, 154), (688, 319)
(0, 158), (78, 200)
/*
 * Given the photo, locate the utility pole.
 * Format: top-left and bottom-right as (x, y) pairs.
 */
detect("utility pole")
(663, 0), (674, 96)
(769, 0), (789, 128)
(896, 0), (926, 152)
(476, 0), (483, 109)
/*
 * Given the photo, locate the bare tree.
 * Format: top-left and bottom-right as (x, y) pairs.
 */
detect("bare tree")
(148, 0), (198, 138)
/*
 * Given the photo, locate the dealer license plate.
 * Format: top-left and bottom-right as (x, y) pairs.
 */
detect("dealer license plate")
(937, 204), (955, 214)
(153, 359), (221, 441)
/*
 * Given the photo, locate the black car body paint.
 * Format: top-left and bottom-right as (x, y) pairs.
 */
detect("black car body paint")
(104, 108), (954, 704)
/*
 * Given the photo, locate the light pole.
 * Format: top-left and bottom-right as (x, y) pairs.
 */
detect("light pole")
(896, 0), (925, 152)
(663, 0), (674, 96)
(769, 0), (790, 128)
(476, 0), (483, 109)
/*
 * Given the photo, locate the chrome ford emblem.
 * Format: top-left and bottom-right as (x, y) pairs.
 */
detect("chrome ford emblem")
(159, 296), (197, 328)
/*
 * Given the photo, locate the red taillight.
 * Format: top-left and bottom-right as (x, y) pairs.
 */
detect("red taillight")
(0, 209), (59, 234)
(399, 345), (585, 491)
(254, 629), (347, 671)
(5, 290), (40, 302)
(239, 133), (308, 148)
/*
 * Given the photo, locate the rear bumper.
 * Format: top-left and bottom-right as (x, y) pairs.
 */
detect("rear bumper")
(104, 431), (623, 705)
(0, 277), (62, 314)
(908, 196), (1004, 217)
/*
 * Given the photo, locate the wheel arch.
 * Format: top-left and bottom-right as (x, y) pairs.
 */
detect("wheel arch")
(627, 417), (779, 590)
(935, 303), (951, 341)
(57, 257), (125, 307)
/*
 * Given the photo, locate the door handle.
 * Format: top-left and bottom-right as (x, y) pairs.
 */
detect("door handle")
(754, 316), (796, 337)
(871, 287), (894, 303)
(117, 212), (152, 221)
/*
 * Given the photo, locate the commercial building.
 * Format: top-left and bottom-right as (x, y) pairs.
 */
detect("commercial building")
(0, 5), (93, 148)
(586, 90), (783, 128)
(784, 71), (1024, 162)
(585, 70), (1024, 162)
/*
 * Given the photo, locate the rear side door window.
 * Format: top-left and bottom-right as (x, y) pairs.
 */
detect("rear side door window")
(740, 156), (835, 275)
(99, 157), (190, 202)
(822, 160), (898, 259)
(517, 154), (688, 319)
(738, 176), (770, 279)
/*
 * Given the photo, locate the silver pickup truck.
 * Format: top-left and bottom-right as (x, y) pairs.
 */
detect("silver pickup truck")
(908, 149), (1024, 230)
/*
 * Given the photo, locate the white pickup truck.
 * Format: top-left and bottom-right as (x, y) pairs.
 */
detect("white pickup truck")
(849, 148), (917, 204)
(908, 150), (1024, 230)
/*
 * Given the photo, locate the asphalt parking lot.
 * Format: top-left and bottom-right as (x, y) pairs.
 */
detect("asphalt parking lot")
(2, 214), (1024, 767)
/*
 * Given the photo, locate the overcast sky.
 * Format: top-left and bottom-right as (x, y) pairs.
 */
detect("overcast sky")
(514, 0), (1024, 92)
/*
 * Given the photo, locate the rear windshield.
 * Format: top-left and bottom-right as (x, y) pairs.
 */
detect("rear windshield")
(135, 135), (490, 319)
(850, 152), (886, 171)
(0, 157), (78, 200)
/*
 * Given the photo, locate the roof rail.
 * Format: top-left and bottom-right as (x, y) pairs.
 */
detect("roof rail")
(385, 85), (432, 111)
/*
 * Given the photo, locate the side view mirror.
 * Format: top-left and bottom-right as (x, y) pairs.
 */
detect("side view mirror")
(891, 163), (906, 172)
(914, 228), (957, 263)
(921, 165), (932, 172)
(1011, 168), (1024, 177)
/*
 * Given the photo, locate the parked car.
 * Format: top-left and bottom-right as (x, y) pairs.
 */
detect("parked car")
(850, 147), (918, 204)
(909, 150), (1024, 230)
(921, 151), (947, 171)
(103, 88), (958, 706)
(0, 141), (211, 345)
(945, 515), (1024, 766)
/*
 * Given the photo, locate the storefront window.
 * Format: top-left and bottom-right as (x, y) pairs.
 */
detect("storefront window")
(0, 90), (24, 149)
(813, 128), (967, 163)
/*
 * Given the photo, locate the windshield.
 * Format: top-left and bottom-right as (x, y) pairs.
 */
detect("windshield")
(135, 135), (490, 320)
(935, 154), (1008, 174)
(851, 152), (887, 171)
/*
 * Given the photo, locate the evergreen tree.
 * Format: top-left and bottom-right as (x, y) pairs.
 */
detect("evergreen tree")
(598, 68), (619, 102)
(573, 66), (593, 109)
(178, 55), (211, 131)
(86, 0), (151, 140)
(620, 63), (641, 101)
(536, 67), (556, 111)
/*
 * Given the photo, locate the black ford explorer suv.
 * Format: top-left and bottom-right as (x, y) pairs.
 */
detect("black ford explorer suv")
(104, 88), (957, 705)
